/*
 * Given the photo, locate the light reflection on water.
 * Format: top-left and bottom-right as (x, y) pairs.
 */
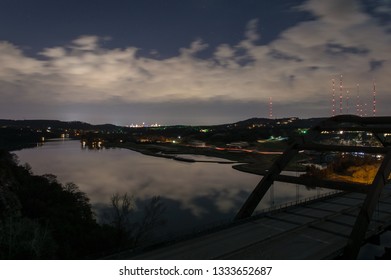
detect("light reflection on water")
(14, 140), (330, 237)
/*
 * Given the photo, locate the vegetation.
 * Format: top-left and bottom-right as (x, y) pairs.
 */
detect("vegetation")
(0, 150), (165, 259)
(103, 193), (166, 249)
(304, 154), (383, 184)
(0, 127), (43, 151)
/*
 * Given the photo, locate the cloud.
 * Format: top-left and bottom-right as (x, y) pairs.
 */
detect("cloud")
(0, 42), (43, 78)
(0, 0), (390, 123)
(244, 18), (260, 42)
(71, 35), (101, 51)
(297, 0), (368, 26)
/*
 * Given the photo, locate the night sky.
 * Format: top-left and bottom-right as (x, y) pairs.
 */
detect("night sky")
(0, 0), (390, 125)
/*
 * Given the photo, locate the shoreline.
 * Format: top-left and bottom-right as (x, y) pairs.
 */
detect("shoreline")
(104, 142), (290, 176)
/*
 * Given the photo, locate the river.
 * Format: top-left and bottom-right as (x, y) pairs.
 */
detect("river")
(14, 139), (331, 240)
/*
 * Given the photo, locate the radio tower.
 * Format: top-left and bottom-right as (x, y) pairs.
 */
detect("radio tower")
(373, 80), (376, 116)
(356, 84), (361, 116)
(332, 79), (336, 116)
(269, 97), (273, 119)
(364, 103), (368, 116)
(346, 90), (350, 114)
(339, 74), (343, 114)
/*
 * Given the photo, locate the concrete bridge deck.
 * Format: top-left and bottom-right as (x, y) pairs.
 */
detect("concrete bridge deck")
(124, 188), (391, 260)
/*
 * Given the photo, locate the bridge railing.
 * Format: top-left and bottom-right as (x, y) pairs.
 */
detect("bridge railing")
(253, 189), (343, 216)
(107, 189), (345, 259)
(161, 190), (344, 244)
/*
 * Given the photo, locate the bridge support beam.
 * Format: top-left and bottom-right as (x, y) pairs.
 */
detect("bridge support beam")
(235, 143), (300, 220)
(342, 150), (391, 259)
(235, 115), (391, 259)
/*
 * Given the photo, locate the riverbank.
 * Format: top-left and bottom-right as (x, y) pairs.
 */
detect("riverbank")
(105, 142), (305, 176)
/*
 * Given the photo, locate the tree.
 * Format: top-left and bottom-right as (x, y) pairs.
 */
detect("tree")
(133, 196), (166, 245)
(105, 193), (166, 249)
(109, 192), (136, 247)
(0, 217), (56, 259)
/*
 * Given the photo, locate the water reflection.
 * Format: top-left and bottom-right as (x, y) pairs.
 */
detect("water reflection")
(14, 140), (331, 236)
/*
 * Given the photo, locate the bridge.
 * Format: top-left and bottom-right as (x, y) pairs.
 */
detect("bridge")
(115, 115), (391, 260)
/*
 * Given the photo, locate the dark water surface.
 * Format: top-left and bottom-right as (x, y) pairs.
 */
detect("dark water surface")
(14, 139), (331, 239)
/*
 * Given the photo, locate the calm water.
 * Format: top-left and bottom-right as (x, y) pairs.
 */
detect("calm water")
(14, 139), (330, 239)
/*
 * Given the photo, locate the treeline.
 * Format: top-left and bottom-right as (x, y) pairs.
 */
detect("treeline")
(0, 119), (120, 132)
(304, 154), (383, 184)
(0, 127), (44, 151)
(0, 150), (165, 259)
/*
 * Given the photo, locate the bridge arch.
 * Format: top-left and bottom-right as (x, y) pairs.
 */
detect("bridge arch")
(235, 115), (391, 259)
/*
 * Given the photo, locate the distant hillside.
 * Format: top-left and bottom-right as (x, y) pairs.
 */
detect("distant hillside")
(0, 119), (121, 131)
(231, 117), (325, 128)
(0, 117), (326, 131)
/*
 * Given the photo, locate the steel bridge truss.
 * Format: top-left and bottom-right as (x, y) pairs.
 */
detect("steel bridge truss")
(235, 115), (391, 259)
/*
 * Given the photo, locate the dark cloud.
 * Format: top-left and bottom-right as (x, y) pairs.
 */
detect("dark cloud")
(325, 43), (370, 55)
(370, 59), (385, 71)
